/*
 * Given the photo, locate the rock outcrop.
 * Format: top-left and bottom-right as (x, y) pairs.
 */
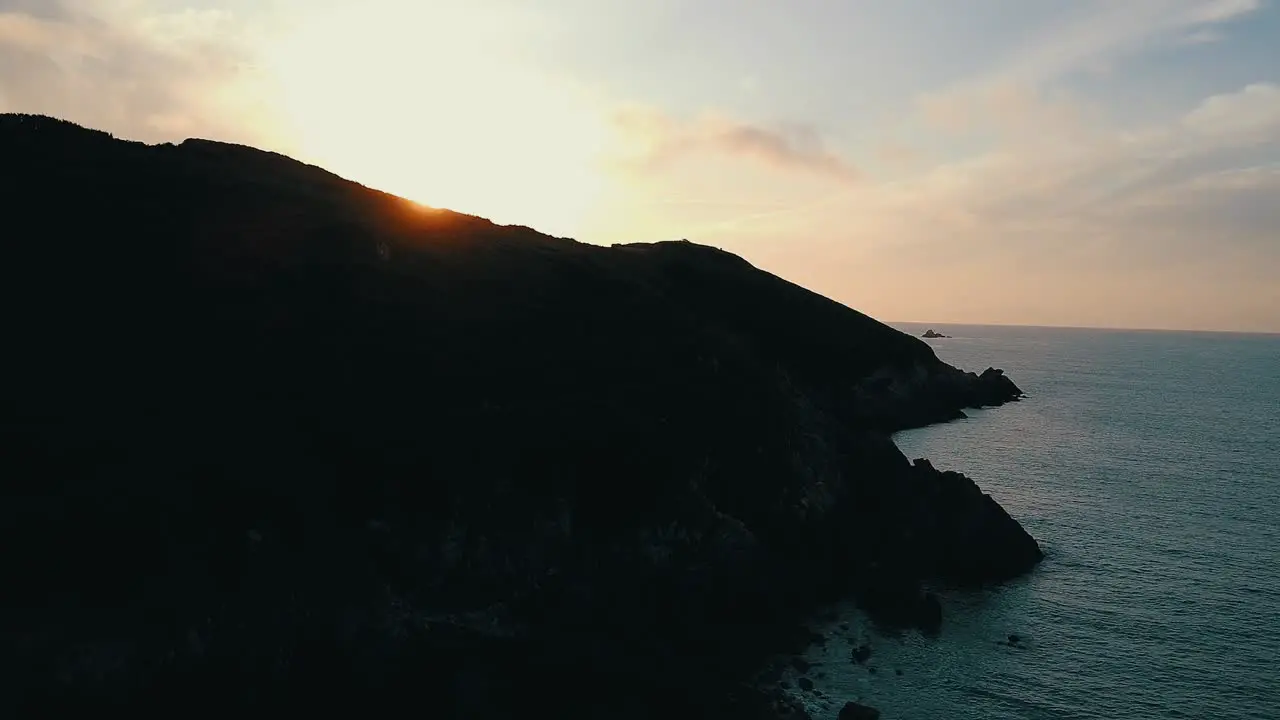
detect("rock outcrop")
(0, 115), (1043, 718)
(922, 329), (950, 338)
(839, 701), (883, 720)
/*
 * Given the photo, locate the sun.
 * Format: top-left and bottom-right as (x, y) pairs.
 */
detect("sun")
(261, 3), (611, 239)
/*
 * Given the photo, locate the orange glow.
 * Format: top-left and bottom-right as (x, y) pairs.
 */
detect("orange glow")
(260, 4), (612, 240)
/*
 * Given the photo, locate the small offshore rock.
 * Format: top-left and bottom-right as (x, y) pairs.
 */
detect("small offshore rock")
(838, 700), (882, 720)
(851, 644), (872, 664)
(797, 677), (815, 692)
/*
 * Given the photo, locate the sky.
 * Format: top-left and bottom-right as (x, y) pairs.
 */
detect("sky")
(2, 0), (1278, 332)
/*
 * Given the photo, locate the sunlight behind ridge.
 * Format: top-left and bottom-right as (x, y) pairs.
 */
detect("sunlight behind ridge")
(262, 2), (611, 238)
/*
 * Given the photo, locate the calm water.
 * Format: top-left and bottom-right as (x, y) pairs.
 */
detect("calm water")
(792, 323), (1280, 720)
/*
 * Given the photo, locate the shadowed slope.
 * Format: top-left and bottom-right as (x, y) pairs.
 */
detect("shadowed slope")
(0, 114), (1039, 718)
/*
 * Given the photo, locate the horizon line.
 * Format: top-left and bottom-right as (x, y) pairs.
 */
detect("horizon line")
(890, 319), (1280, 337)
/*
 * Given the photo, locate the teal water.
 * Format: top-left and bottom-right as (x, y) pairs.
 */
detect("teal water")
(793, 324), (1280, 719)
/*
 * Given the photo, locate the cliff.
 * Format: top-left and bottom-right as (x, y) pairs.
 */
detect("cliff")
(0, 115), (1041, 717)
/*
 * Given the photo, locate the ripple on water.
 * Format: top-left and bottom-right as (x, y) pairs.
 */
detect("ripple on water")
(790, 325), (1280, 720)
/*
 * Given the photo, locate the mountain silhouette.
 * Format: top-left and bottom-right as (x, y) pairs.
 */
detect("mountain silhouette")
(0, 114), (1040, 718)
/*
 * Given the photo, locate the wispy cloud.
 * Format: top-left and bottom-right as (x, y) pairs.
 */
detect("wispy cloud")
(0, 0), (73, 21)
(915, 82), (1103, 143)
(1182, 81), (1280, 139)
(686, 79), (1280, 330)
(881, 83), (1280, 246)
(1184, 0), (1262, 24)
(609, 106), (859, 184)
(956, 0), (1266, 87)
(0, 0), (276, 145)
(1180, 27), (1226, 43)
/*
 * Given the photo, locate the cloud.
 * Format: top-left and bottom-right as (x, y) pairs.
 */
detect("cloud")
(957, 0), (1267, 88)
(1179, 28), (1226, 44)
(1184, 0), (1262, 24)
(899, 1), (1270, 161)
(696, 80), (1280, 331)
(1183, 82), (1280, 140)
(899, 84), (1280, 237)
(0, 0), (73, 21)
(1180, 163), (1280, 192)
(608, 106), (859, 184)
(889, 2), (1278, 272)
(915, 81), (1104, 144)
(0, 0), (279, 146)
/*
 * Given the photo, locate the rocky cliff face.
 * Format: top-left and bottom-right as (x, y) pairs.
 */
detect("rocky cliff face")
(0, 115), (1042, 718)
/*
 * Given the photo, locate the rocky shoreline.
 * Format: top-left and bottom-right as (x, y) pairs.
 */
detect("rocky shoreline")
(0, 115), (1043, 718)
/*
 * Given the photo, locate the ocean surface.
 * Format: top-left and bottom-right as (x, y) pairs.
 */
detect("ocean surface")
(792, 323), (1280, 720)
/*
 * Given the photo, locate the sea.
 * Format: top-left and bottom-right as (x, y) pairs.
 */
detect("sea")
(792, 323), (1280, 720)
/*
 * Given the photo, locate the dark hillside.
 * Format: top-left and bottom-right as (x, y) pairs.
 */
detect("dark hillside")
(0, 114), (1039, 717)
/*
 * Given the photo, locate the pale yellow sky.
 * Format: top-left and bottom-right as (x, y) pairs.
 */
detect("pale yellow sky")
(2, 0), (1278, 333)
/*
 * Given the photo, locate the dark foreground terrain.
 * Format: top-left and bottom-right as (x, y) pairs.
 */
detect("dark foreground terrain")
(0, 115), (1042, 717)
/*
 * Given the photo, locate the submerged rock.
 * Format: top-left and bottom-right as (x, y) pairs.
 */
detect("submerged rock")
(839, 701), (882, 720)
(852, 645), (873, 665)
